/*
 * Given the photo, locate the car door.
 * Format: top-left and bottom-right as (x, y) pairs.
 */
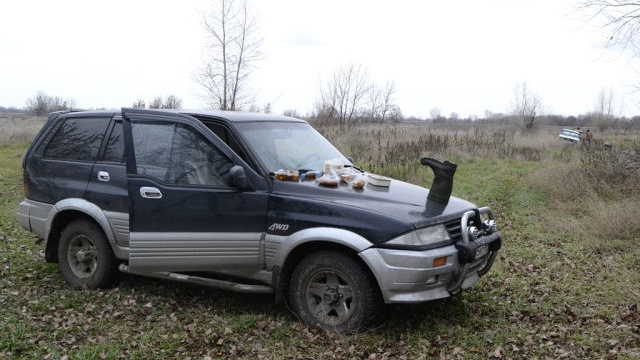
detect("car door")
(122, 109), (269, 273)
(85, 118), (129, 246)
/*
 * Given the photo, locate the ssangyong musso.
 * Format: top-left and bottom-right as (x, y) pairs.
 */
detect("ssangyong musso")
(18, 109), (502, 332)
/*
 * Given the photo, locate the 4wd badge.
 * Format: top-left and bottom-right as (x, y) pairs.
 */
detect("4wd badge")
(268, 222), (290, 233)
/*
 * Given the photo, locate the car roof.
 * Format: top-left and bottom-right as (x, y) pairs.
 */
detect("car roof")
(52, 108), (304, 124)
(178, 109), (304, 123)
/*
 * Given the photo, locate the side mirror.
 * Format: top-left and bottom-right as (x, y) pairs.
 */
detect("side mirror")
(229, 165), (252, 189)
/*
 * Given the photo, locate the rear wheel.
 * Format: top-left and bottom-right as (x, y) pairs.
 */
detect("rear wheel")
(58, 220), (119, 289)
(289, 251), (384, 332)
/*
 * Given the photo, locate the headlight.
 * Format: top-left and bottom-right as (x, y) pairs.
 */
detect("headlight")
(387, 225), (450, 247)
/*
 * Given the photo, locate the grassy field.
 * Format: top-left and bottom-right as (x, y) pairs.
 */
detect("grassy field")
(1, 116), (639, 359)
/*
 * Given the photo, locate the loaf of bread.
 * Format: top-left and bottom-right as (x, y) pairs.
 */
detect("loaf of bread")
(318, 174), (338, 186)
(352, 178), (365, 189)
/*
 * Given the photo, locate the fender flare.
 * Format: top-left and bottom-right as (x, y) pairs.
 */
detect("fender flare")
(266, 226), (373, 269)
(267, 227), (374, 304)
(46, 198), (129, 259)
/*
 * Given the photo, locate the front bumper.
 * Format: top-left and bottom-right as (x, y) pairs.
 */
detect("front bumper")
(359, 209), (502, 304)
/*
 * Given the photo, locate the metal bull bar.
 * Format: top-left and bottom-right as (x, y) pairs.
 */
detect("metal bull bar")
(447, 207), (502, 293)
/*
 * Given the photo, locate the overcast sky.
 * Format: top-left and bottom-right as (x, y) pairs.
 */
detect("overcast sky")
(1, 0), (638, 118)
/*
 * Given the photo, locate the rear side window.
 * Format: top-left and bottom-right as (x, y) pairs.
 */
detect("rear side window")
(42, 117), (110, 161)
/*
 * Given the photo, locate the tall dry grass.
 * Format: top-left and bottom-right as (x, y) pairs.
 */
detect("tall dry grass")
(315, 121), (570, 182)
(528, 145), (640, 248)
(317, 121), (574, 161)
(0, 114), (45, 145)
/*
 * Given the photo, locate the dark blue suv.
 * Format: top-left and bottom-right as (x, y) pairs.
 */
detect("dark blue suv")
(18, 108), (502, 332)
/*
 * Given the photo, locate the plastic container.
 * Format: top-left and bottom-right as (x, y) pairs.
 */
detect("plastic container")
(275, 169), (299, 181)
(367, 173), (391, 187)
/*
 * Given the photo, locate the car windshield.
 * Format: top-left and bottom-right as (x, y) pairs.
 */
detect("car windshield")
(234, 121), (351, 173)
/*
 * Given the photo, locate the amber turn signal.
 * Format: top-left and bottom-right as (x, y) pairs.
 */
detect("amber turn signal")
(433, 256), (447, 267)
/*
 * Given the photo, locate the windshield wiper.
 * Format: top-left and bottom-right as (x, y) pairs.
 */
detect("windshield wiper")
(344, 164), (363, 172)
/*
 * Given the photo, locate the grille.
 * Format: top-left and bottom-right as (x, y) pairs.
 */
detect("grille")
(444, 217), (463, 242)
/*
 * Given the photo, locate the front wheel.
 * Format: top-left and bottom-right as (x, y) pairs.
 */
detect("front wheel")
(58, 220), (119, 289)
(289, 251), (384, 332)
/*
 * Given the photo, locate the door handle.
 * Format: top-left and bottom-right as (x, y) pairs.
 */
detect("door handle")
(97, 171), (110, 182)
(139, 187), (162, 199)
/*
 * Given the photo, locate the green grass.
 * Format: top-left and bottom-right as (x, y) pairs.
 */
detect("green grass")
(1, 122), (640, 359)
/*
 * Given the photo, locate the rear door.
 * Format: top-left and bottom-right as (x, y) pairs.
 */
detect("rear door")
(122, 109), (269, 272)
(85, 119), (129, 246)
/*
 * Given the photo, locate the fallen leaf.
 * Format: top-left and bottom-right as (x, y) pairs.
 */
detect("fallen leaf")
(490, 346), (504, 358)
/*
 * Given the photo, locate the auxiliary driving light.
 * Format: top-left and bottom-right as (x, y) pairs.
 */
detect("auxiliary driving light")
(467, 226), (482, 240)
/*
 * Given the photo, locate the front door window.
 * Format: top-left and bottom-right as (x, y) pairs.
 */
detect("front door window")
(131, 122), (233, 187)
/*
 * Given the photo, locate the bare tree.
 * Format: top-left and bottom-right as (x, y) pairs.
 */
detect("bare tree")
(387, 105), (403, 122)
(511, 81), (542, 130)
(593, 87), (617, 130)
(25, 94), (48, 115)
(195, 0), (262, 111)
(595, 87), (616, 117)
(149, 96), (163, 109)
(579, 1), (640, 57)
(132, 99), (146, 109)
(317, 64), (371, 128)
(25, 92), (72, 116)
(283, 109), (300, 118)
(366, 81), (397, 122)
(430, 107), (442, 121)
(135, 95), (182, 110)
(162, 95), (183, 109)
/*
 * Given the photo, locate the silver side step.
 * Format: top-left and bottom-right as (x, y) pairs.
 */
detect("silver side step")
(119, 264), (274, 294)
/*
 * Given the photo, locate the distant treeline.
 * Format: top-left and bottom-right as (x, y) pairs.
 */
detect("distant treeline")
(3, 103), (639, 132)
(308, 113), (640, 132)
(0, 106), (27, 113)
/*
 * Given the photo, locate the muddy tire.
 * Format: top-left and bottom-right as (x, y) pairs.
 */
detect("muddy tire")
(289, 251), (384, 332)
(58, 220), (119, 289)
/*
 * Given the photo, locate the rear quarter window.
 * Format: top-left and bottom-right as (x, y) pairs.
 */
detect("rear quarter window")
(41, 117), (110, 161)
